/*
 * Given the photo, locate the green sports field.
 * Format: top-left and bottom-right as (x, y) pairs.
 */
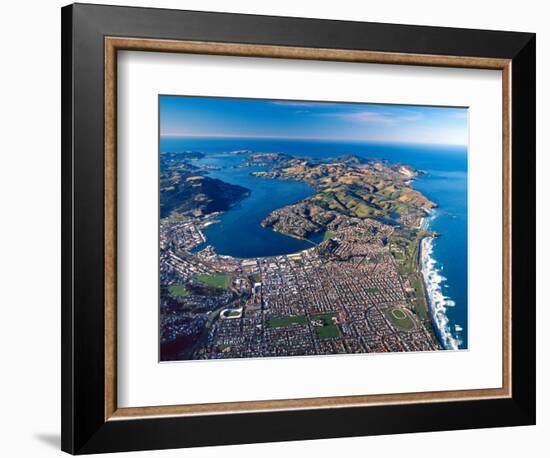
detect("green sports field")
(267, 315), (307, 328)
(194, 273), (231, 289)
(167, 284), (189, 298)
(315, 324), (341, 339)
(387, 307), (416, 332)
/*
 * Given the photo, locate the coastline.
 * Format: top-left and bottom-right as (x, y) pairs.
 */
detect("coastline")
(418, 225), (460, 351)
(418, 234), (444, 349)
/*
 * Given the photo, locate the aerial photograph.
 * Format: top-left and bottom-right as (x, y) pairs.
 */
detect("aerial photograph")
(159, 95), (468, 362)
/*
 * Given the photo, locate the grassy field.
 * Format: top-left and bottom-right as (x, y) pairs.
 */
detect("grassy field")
(410, 274), (430, 321)
(323, 230), (337, 241)
(160, 214), (188, 224)
(387, 307), (416, 332)
(392, 250), (404, 261)
(315, 325), (341, 339)
(267, 315), (307, 328)
(391, 232), (433, 332)
(312, 313), (341, 339)
(167, 284), (189, 298)
(194, 273), (231, 289)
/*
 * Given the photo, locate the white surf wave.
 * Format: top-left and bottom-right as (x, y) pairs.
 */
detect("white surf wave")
(420, 235), (461, 350)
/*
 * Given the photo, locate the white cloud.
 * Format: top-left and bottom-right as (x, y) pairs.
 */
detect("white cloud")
(324, 108), (422, 125)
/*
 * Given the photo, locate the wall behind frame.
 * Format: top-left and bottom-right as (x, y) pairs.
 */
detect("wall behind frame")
(0, 0), (544, 457)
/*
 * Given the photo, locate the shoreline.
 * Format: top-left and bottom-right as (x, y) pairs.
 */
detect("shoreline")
(419, 231), (460, 351)
(418, 234), (445, 350)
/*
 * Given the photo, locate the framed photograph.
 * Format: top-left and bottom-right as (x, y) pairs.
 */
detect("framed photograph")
(61, 3), (536, 454)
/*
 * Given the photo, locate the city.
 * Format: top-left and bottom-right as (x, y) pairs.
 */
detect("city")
(160, 181), (441, 360)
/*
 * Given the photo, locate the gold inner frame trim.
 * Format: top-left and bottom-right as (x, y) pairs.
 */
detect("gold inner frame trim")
(104, 36), (512, 421)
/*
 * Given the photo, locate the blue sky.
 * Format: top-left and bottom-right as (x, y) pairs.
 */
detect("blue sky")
(160, 96), (468, 146)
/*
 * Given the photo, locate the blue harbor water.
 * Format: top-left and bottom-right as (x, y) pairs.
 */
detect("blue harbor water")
(160, 137), (468, 349)
(190, 153), (319, 258)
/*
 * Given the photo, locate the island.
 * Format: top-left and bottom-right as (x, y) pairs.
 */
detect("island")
(159, 150), (442, 361)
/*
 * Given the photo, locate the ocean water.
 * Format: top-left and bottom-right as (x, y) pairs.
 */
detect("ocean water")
(160, 137), (468, 349)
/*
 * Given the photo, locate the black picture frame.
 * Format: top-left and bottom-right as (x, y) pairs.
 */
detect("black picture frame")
(61, 3), (536, 454)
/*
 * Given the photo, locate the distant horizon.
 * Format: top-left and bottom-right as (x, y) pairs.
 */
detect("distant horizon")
(160, 96), (469, 147)
(159, 133), (468, 149)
